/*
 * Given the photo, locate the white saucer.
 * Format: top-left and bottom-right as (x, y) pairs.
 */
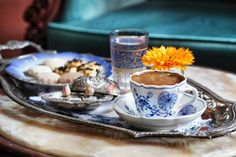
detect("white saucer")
(113, 93), (207, 131)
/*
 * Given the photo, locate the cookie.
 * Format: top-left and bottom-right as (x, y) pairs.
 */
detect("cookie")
(59, 72), (84, 83)
(44, 58), (67, 70)
(27, 65), (52, 77)
(65, 59), (85, 67)
(36, 72), (60, 84)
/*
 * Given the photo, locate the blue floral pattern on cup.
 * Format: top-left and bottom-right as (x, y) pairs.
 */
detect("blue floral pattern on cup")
(158, 92), (177, 111)
(133, 88), (153, 112)
(125, 105), (136, 115)
(178, 104), (197, 116)
(133, 88), (179, 118)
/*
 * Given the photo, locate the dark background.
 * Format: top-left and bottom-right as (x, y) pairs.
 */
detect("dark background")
(0, 0), (31, 58)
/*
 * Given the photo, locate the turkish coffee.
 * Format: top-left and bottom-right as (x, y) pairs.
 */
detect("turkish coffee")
(131, 71), (184, 86)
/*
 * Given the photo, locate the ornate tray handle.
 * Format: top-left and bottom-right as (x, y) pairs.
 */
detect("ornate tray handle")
(0, 40), (57, 60)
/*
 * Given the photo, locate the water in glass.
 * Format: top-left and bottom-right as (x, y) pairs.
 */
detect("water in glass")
(110, 31), (148, 93)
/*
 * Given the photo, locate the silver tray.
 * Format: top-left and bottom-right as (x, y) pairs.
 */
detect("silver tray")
(41, 91), (116, 110)
(0, 70), (236, 138)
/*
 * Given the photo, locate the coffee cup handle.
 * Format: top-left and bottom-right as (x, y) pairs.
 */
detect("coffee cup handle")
(177, 84), (198, 113)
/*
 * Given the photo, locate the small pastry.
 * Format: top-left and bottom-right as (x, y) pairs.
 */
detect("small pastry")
(54, 66), (70, 76)
(59, 72), (84, 83)
(36, 72), (60, 84)
(27, 58), (104, 85)
(65, 59), (85, 67)
(68, 67), (77, 73)
(27, 65), (52, 77)
(44, 58), (67, 70)
(84, 68), (97, 77)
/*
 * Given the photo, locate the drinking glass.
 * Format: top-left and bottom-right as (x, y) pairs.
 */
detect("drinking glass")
(110, 29), (149, 93)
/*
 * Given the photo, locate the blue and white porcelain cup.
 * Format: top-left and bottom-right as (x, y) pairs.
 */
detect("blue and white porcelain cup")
(130, 70), (198, 118)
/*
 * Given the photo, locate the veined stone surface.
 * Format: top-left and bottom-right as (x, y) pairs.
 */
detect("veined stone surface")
(187, 66), (236, 102)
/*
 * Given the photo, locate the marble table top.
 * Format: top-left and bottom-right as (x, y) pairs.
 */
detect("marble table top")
(1, 66), (236, 157)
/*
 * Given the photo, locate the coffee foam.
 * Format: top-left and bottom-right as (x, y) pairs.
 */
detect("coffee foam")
(131, 71), (185, 86)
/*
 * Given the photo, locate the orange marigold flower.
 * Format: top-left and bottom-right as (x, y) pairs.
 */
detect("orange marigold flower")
(142, 46), (194, 71)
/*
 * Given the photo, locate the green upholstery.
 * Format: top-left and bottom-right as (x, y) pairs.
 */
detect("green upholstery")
(48, 0), (236, 73)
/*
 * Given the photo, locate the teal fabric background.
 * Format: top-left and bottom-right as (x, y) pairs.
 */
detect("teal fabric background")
(48, 0), (236, 73)
(60, 0), (145, 21)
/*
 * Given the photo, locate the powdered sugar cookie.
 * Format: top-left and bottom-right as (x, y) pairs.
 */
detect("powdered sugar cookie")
(59, 72), (84, 83)
(36, 72), (60, 84)
(44, 58), (67, 70)
(27, 65), (52, 77)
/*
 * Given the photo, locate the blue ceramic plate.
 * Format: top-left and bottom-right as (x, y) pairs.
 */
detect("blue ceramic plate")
(5, 52), (112, 85)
